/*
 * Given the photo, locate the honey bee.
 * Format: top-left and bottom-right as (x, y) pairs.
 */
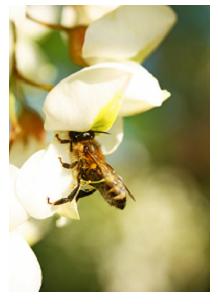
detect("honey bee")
(48, 130), (135, 209)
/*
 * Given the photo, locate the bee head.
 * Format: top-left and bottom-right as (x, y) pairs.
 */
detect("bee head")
(68, 131), (95, 142)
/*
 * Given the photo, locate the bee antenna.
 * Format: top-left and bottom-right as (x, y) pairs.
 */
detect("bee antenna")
(93, 131), (111, 135)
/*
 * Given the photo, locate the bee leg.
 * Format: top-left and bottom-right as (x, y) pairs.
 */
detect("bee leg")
(89, 179), (105, 185)
(76, 189), (96, 201)
(55, 134), (73, 151)
(58, 157), (78, 169)
(47, 196), (71, 205)
(47, 184), (80, 206)
(124, 185), (136, 201)
(55, 133), (71, 144)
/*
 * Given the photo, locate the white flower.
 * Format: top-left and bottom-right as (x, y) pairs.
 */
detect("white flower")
(26, 6), (176, 68)
(15, 218), (52, 246)
(43, 62), (170, 153)
(15, 139), (80, 220)
(15, 60), (170, 221)
(10, 7), (57, 83)
(97, 61), (170, 116)
(13, 5), (175, 222)
(43, 63), (131, 132)
(10, 5), (61, 39)
(9, 165), (42, 291)
(82, 5), (177, 65)
(9, 232), (42, 291)
(10, 165), (29, 231)
(15, 37), (56, 83)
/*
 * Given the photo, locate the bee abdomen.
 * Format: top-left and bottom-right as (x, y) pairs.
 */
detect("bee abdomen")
(96, 182), (126, 210)
(113, 196), (126, 210)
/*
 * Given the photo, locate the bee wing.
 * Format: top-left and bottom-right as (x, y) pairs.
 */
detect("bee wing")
(124, 184), (135, 201)
(84, 146), (106, 173)
(117, 174), (136, 201)
(104, 164), (135, 201)
(85, 145), (135, 201)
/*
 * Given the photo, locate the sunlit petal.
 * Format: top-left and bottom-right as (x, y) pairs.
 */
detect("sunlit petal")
(43, 64), (131, 132)
(10, 165), (29, 231)
(96, 117), (123, 155)
(9, 232), (41, 291)
(87, 62), (170, 116)
(16, 139), (74, 219)
(55, 201), (80, 220)
(76, 5), (119, 25)
(118, 62), (170, 116)
(83, 5), (176, 64)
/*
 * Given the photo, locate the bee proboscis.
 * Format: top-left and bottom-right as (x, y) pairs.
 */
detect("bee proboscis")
(48, 130), (135, 209)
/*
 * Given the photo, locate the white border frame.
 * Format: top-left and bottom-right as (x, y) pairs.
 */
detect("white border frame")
(2, 1), (217, 303)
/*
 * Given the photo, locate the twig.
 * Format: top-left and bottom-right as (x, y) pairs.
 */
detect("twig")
(15, 69), (53, 92)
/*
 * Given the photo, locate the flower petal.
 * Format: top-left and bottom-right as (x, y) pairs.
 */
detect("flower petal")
(27, 5), (62, 26)
(16, 37), (56, 83)
(82, 5), (176, 64)
(96, 117), (123, 155)
(16, 138), (74, 219)
(43, 64), (131, 132)
(118, 62), (170, 116)
(76, 5), (119, 25)
(9, 232), (41, 291)
(10, 5), (61, 39)
(10, 165), (29, 231)
(10, 136), (45, 168)
(86, 62), (170, 116)
(61, 5), (118, 26)
(14, 218), (52, 246)
(55, 201), (80, 220)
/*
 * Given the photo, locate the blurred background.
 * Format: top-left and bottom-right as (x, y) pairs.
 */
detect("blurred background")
(10, 5), (210, 291)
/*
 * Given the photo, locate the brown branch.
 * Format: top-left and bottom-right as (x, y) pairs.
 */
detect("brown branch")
(15, 69), (54, 92)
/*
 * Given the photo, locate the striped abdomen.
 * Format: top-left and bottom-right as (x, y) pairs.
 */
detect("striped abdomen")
(95, 177), (127, 210)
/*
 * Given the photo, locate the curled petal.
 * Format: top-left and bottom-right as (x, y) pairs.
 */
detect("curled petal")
(82, 5), (177, 64)
(10, 165), (29, 231)
(55, 201), (80, 220)
(9, 232), (41, 291)
(89, 62), (170, 116)
(43, 64), (131, 132)
(97, 117), (123, 155)
(16, 138), (74, 219)
(118, 62), (170, 116)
